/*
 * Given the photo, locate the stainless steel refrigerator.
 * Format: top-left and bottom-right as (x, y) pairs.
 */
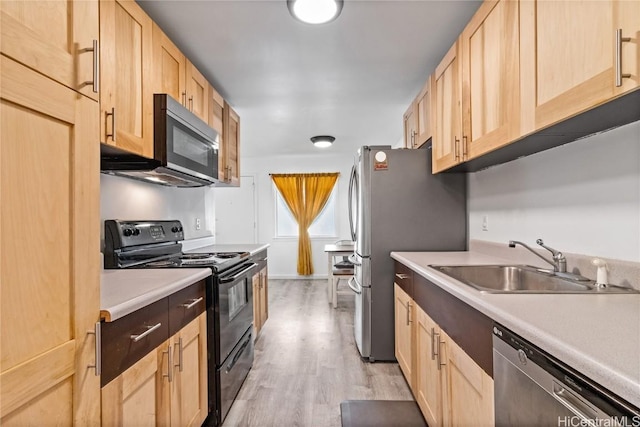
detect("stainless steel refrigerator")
(347, 146), (467, 361)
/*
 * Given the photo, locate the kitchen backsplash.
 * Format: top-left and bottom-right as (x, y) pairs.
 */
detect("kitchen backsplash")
(100, 173), (215, 249)
(470, 240), (640, 291)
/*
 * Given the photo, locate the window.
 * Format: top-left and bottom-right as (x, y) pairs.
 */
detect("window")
(275, 186), (337, 238)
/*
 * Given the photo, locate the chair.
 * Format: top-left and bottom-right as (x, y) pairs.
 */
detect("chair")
(331, 240), (354, 308)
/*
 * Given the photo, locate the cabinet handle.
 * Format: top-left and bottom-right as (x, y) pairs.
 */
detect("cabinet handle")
(436, 335), (446, 371)
(87, 321), (101, 376)
(163, 344), (173, 382)
(615, 29), (632, 87)
(182, 92), (187, 106)
(462, 135), (468, 159)
(175, 337), (184, 372)
(189, 96), (194, 111)
(105, 107), (116, 142)
(130, 322), (162, 342)
(430, 327), (437, 361)
(395, 273), (410, 280)
(454, 137), (460, 160)
(182, 297), (203, 310)
(406, 301), (412, 326)
(81, 40), (99, 93)
(411, 130), (416, 148)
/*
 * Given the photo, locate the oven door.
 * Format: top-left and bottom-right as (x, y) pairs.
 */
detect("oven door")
(215, 262), (256, 365)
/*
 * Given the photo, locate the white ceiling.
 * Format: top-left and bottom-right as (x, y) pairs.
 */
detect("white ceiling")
(137, 0), (482, 158)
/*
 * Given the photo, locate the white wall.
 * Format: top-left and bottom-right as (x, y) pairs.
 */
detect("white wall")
(242, 152), (356, 278)
(100, 174), (215, 247)
(468, 121), (640, 262)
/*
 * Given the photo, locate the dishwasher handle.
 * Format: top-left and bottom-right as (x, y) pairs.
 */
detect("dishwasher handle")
(552, 381), (599, 427)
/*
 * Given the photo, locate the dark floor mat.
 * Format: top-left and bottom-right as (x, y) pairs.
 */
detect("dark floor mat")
(340, 400), (427, 427)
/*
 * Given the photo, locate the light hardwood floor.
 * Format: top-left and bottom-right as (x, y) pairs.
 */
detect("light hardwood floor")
(223, 279), (414, 427)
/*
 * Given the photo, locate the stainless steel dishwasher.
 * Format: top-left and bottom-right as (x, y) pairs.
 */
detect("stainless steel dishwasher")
(492, 324), (640, 427)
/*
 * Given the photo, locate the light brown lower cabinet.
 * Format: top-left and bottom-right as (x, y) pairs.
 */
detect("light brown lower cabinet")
(399, 300), (494, 426)
(253, 264), (269, 338)
(394, 284), (415, 390)
(102, 313), (208, 426)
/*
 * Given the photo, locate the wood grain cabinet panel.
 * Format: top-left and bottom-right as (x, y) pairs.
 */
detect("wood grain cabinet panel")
(461, 0), (520, 160)
(185, 62), (210, 123)
(100, 0), (154, 157)
(0, 56), (100, 425)
(253, 263), (269, 338)
(220, 102), (241, 186)
(403, 101), (417, 149)
(432, 41), (463, 173)
(415, 77), (433, 148)
(1, 0), (99, 101)
(394, 283), (415, 391)
(152, 22), (187, 105)
(415, 305), (443, 427)
(520, 0), (640, 135)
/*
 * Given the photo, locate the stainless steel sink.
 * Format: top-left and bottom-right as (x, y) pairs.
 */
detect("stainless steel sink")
(429, 265), (640, 294)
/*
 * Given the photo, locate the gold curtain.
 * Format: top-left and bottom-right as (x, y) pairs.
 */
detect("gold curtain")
(271, 173), (339, 275)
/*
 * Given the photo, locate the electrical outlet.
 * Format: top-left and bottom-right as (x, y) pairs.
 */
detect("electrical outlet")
(195, 218), (201, 230)
(482, 215), (489, 231)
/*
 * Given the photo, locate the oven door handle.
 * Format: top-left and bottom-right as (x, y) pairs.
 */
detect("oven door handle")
(219, 263), (257, 283)
(225, 334), (252, 373)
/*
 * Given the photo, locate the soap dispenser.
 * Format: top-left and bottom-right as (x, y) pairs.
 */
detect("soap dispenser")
(591, 258), (608, 289)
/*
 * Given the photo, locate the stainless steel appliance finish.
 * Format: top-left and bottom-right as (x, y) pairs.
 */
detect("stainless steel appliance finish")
(493, 324), (640, 427)
(103, 220), (254, 427)
(348, 146), (467, 361)
(100, 93), (220, 187)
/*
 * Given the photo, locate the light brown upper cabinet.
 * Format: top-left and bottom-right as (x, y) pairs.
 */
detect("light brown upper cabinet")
(432, 41), (464, 173)
(520, 0), (640, 135)
(1, 0), (99, 101)
(209, 85), (225, 136)
(461, 0), (520, 160)
(403, 102), (417, 149)
(152, 23), (210, 124)
(415, 77), (433, 148)
(220, 101), (241, 186)
(100, 0), (154, 158)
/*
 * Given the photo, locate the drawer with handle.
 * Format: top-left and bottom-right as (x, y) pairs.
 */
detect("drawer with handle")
(101, 297), (170, 387)
(168, 279), (206, 336)
(394, 260), (414, 297)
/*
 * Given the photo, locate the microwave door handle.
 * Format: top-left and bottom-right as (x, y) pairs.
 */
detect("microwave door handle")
(219, 263), (257, 283)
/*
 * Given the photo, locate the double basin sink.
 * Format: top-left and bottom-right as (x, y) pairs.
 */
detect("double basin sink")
(430, 265), (639, 294)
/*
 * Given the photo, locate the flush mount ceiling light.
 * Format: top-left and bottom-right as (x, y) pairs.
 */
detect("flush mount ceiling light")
(287, 0), (343, 25)
(311, 135), (335, 148)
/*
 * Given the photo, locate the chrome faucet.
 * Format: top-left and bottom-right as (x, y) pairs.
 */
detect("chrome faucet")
(508, 239), (567, 273)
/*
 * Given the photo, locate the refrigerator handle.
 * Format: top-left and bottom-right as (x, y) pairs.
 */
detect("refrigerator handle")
(348, 164), (358, 242)
(348, 254), (361, 266)
(347, 277), (362, 294)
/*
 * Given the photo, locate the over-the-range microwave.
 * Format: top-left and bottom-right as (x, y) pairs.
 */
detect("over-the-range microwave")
(100, 93), (219, 187)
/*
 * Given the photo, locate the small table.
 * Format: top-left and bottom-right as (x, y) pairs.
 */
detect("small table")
(324, 242), (355, 307)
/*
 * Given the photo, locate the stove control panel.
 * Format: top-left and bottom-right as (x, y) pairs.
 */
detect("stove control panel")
(105, 220), (184, 250)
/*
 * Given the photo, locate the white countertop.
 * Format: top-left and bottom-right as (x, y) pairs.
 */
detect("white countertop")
(390, 251), (640, 409)
(185, 243), (269, 256)
(101, 268), (212, 321)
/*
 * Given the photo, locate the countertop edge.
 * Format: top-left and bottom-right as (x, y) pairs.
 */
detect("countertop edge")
(390, 251), (640, 409)
(101, 269), (212, 322)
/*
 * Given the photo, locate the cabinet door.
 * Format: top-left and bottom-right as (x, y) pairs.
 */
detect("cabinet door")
(102, 342), (170, 426)
(415, 306), (442, 427)
(171, 314), (208, 427)
(252, 271), (262, 336)
(440, 330), (494, 427)
(152, 23), (186, 105)
(403, 102), (417, 149)
(461, 0), (520, 160)
(0, 56), (100, 425)
(222, 102), (241, 186)
(432, 41), (463, 173)
(520, 0), (634, 134)
(393, 284), (414, 390)
(259, 266), (269, 328)
(1, 0), (99, 100)
(415, 77), (433, 148)
(209, 85), (225, 136)
(100, 0), (154, 157)
(614, 0), (640, 96)
(185, 61), (210, 123)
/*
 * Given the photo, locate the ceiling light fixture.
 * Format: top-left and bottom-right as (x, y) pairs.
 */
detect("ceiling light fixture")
(287, 0), (343, 25)
(311, 135), (335, 148)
